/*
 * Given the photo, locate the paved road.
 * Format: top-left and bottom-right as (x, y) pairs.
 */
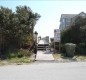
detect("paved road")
(0, 62), (86, 80)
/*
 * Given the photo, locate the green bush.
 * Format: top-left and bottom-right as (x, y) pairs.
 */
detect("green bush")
(76, 43), (86, 55)
(17, 49), (31, 58)
(60, 44), (67, 57)
(60, 44), (66, 53)
(55, 42), (59, 50)
(8, 53), (17, 58)
(0, 6), (40, 57)
(7, 49), (31, 59)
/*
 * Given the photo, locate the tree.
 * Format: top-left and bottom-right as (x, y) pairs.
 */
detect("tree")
(15, 6), (40, 48)
(61, 16), (86, 54)
(0, 6), (13, 55)
(61, 16), (86, 44)
(0, 6), (40, 58)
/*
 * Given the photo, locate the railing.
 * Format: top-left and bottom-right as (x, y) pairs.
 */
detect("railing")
(37, 44), (50, 50)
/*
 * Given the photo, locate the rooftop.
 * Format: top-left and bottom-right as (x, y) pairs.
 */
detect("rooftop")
(61, 14), (77, 18)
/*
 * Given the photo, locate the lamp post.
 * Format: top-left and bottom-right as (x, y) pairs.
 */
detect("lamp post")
(33, 31), (38, 44)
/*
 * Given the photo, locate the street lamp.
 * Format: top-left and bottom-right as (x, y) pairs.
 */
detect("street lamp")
(33, 31), (38, 43)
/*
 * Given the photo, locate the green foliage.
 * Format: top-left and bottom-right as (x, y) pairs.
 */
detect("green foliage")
(60, 44), (66, 53)
(61, 25), (81, 44)
(8, 49), (31, 59)
(76, 43), (86, 55)
(61, 29), (71, 43)
(61, 16), (86, 44)
(9, 57), (31, 64)
(61, 16), (86, 55)
(54, 42), (59, 50)
(0, 6), (40, 58)
(17, 49), (31, 58)
(8, 53), (17, 59)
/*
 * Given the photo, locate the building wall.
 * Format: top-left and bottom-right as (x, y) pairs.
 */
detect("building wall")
(59, 12), (86, 31)
(60, 16), (75, 31)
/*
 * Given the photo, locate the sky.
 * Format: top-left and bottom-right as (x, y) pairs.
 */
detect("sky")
(0, 0), (86, 38)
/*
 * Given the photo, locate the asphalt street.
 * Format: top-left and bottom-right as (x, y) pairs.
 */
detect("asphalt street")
(0, 62), (86, 80)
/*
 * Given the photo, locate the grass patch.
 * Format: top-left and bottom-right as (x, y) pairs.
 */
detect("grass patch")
(75, 55), (86, 61)
(52, 53), (62, 60)
(0, 60), (9, 66)
(9, 57), (32, 64)
(53, 53), (86, 61)
(0, 56), (35, 66)
(0, 49), (35, 66)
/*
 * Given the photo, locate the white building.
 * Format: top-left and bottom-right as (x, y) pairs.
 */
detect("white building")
(37, 36), (50, 50)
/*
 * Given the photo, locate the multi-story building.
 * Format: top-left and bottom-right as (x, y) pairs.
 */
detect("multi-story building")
(59, 12), (86, 31)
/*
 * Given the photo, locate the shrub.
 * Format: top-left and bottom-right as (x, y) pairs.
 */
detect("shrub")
(8, 53), (17, 58)
(17, 49), (31, 58)
(76, 43), (86, 55)
(60, 44), (66, 53)
(55, 42), (59, 50)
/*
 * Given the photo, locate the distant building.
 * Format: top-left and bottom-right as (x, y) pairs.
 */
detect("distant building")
(37, 36), (50, 50)
(42, 36), (49, 44)
(59, 12), (86, 31)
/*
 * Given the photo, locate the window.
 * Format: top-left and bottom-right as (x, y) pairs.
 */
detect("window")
(81, 13), (85, 16)
(66, 22), (70, 26)
(62, 18), (65, 22)
(66, 18), (71, 22)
